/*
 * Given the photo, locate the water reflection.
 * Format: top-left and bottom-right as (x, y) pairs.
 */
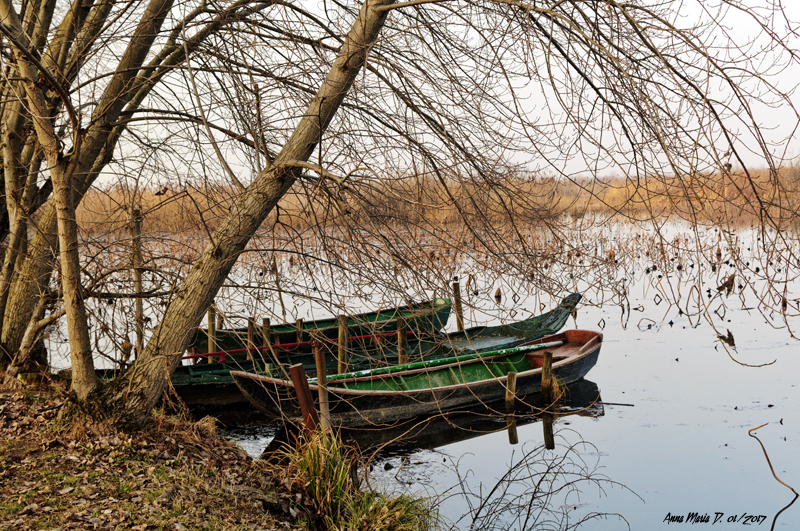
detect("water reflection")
(444, 431), (633, 531)
(254, 379), (632, 530)
(347, 379), (602, 453)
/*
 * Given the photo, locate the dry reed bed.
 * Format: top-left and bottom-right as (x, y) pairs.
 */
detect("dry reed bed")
(76, 166), (800, 237)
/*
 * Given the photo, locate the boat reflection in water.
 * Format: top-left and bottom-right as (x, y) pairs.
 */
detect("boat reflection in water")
(345, 378), (603, 453)
(260, 378), (603, 457)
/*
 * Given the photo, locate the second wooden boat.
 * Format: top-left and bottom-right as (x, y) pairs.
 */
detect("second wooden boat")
(187, 298), (453, 355)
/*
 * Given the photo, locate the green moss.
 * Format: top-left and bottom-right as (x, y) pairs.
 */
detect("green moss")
(0, 501), (23, 517)
(144, 488), (162, 504)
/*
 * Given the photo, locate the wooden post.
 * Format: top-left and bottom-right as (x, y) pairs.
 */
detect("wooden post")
(207, 304), (216, 361)
(247, 317), (255, 360)
(296, 318), (304, 344)
(274, 255), (287, 323)
(397, 316), (408, 365)
(506, 416), (519, 445)
(453, 281), (465, 332)
(131, 210), (143, 359)
(313, 341), (331, 430)
(289, 363), (319, 432)
(543, 412), (555, 450)
(337, 315), (348, 374)
(505, 371), (517, 412)
(261, 317), (271, 345)
(541, 351), (554, 401)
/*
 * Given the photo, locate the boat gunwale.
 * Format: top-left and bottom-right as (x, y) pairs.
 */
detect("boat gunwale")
(208, 298), (452, 335)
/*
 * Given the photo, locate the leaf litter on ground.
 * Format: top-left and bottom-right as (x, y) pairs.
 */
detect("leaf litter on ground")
(0, 377), (304, 531)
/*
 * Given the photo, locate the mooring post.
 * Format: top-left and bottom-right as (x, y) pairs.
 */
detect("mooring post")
(541, 351), (554, 402)
(273, 255), (287, 323)
(453, 280), (465, 332)
(207, 304), (217, 361)
(506, 416), (519, 445)
(397, 316), (408, 365)
(505, 371), (517, 412)
(313, 340), (331, 430)
(247, 317), (255, 360)
(289, 363), (319, 433)
(131, 209), (143, 359)
(543, 412), (555, 450)
(337, 315), (348, 374)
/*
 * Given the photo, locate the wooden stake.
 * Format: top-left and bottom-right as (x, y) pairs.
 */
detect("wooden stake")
(296, 318), (304, 344)
(247, 317), (255, 360)
(397, 316), (408, 365)
(506, 416), (519, 445)
(337, 315), (348, 374)
(541, 351), (553, 401)
(131, 210), (143, 359)
(274, 255), (287, 323)
(313, 341), (331, 430)
(207, 304), (216, 361)
(505, 371), (517, 412)
(453, 281), (465, 332)
(543, 412), (555, 450)
(289, 363), (319, 433)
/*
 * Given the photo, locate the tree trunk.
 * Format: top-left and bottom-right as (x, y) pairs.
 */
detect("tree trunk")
(97, 0), (396, 424)
(51, 158), (99, 398)
(0, 0), (175, 372)
(2, 187), (61, 363)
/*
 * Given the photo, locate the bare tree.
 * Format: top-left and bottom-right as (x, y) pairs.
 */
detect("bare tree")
(0, 0), (797, 424)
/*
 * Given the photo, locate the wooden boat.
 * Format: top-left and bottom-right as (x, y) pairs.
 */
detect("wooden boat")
(187, 298), (453, 356)
(171, 293), (581, 407)
(231, 329), (602, 427)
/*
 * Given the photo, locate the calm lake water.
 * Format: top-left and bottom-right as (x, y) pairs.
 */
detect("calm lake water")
(224, 226), (800, 530)
(226, 297), (800, 530)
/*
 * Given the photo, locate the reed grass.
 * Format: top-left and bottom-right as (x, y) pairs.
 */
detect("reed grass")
(76, 164), (800, 238)
(275, 428), (437, 531)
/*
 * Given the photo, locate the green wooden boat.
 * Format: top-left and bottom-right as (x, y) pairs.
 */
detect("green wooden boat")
(232, 329), (602, 427)
(187, 298), (453, 356)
